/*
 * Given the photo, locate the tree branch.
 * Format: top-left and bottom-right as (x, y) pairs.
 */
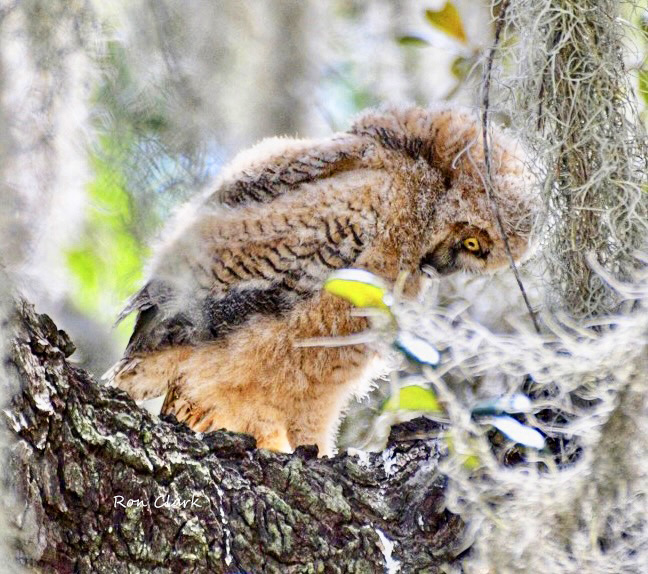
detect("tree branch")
(5, 300), (465, 573)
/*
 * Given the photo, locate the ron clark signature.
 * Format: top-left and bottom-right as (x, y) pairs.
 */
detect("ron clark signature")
(114, 494), (204, 509)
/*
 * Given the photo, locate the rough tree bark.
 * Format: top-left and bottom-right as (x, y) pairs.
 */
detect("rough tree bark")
(4, 300), (465, 574)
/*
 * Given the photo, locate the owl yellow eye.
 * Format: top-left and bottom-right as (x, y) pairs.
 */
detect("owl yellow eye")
(463, 237), (480, 252)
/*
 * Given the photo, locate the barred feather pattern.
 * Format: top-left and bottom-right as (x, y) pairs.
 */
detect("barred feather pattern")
(106, 105), (539, 456)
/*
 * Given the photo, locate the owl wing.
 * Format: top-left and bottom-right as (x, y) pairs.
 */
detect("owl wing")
(121, 278), (299, 355)
(210, 134), (376, 207)
(107, 135), (386, 386)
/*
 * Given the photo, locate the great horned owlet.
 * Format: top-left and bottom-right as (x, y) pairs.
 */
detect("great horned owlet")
(106, 105), (537, 456)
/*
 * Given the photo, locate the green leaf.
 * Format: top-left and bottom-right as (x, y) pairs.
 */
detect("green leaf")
(450, 56), (471, 80)
(489, 416), (545, 449)
(445, 434), (481, 470)
(471, 394), (532, 417)
(425, 3), (467, 44)
(383, 385), (441, 412)
(639, 68), (648, 104)
(397, 35), (430, 47)
(394, 332), (440, 366)
(324, 269), (391, 310)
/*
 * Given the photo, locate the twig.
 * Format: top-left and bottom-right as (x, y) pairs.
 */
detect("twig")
(481, 0), (542, 335)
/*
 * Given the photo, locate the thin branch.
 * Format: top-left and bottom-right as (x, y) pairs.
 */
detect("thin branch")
(481, 0), (542, 334)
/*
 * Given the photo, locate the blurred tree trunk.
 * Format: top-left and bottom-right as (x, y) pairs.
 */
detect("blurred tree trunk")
(5, 300), (464, 573)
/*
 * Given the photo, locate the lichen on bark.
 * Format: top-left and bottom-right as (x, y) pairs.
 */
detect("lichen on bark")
(4, 300), (464, 573)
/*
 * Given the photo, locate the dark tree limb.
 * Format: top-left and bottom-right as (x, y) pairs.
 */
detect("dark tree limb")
(4, 301), (465, 573)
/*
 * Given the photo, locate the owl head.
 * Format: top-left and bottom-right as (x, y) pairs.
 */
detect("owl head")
(351, 105), (540, 276)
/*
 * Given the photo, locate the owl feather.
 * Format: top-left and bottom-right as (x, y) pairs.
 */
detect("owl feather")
(105, 105), (538, 456)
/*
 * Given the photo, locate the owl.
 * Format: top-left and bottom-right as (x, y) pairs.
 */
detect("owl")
(105, 105), (537, 457)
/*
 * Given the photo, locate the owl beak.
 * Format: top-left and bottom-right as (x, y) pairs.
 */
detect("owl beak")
(419, 251), (453, 275)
